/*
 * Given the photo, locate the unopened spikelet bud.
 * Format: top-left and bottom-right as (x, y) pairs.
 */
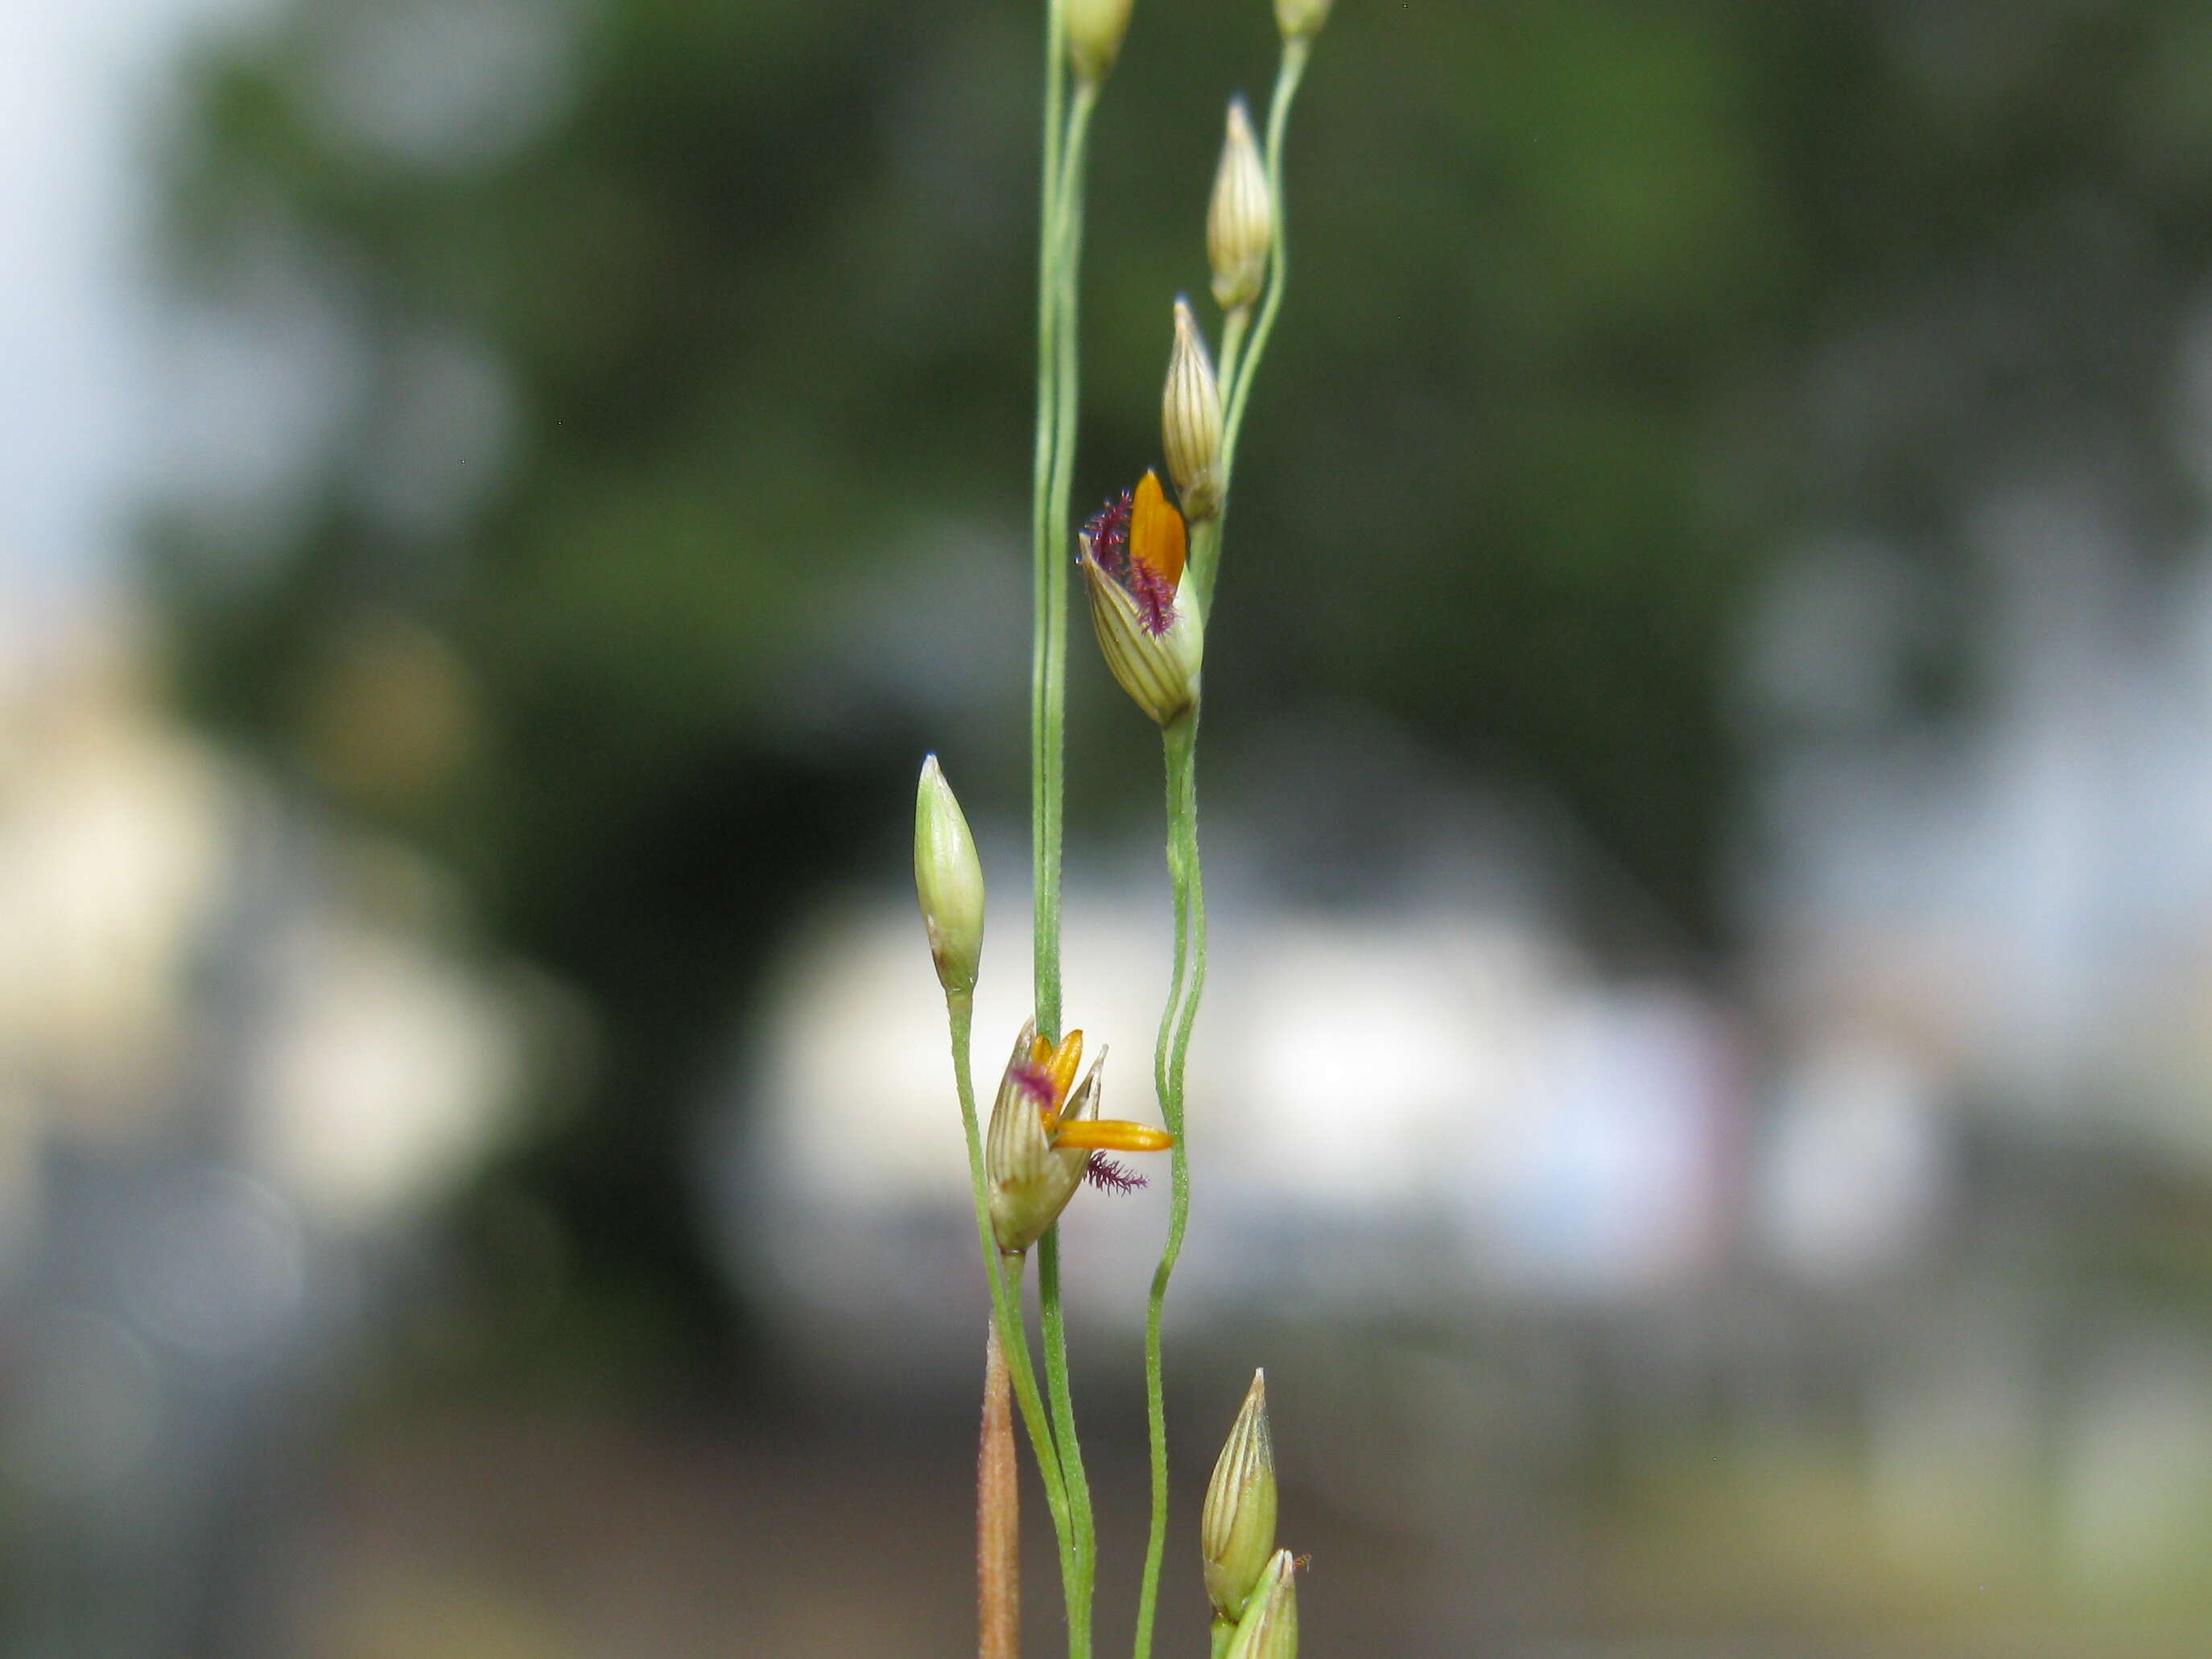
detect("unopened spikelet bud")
(1079, 473), (1203, 727)
(1067, 0), (1135, 83)
(1222, 1550), (1298, 1659)
(987, 1026), (1104, 1253)
(1208, 99), (1271, 311)
(1162, 299), (1225, 522)
(1202, 1370), (1279, 1621)
(1273, 0), (1332, 42)
(914, 754), (984, 995)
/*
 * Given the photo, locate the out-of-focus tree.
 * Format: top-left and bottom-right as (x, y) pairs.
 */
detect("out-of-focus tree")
(146, 0), (2212, 1370)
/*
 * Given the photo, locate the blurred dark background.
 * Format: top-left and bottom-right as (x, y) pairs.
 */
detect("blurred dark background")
(9, 0), (2212, 1653)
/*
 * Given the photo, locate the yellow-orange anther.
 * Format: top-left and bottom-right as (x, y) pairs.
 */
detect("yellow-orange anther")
(1051, 1119), (1178, 1154)
(1036, 1029), (1084, 1103)
(1130, 471), (1186, 592)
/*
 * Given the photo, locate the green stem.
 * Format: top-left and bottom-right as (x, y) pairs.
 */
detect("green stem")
(1149, 811), (1192, 1174)
(949, 995), (1080, 1610)
(1035, 64), (1106, 1659)
(1038, 1224), (1094, 1657)
(1215, 305), (1251, 435)
(1132, 710), (1207, 1659)
(1032, 46), (1105, 1655)
(1149, 550), (1208, 1122)
(1034, 75), (1100, 1050)
(1032, 0), (1071, 1044)
(1040, 0), (1067, 230)
(1132, 43), (1310, 1651)
(1182, 514), (1225, 696)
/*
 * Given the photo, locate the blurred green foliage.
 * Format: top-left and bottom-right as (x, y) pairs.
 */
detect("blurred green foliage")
(147, 0), (2212, 1364)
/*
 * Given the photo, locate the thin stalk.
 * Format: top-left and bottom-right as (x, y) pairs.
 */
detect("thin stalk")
(1189, 356), (1241, 608)
(1031, 51), (1107, 1656)
(1037, 1225), (1094, 1657)
(1031, 0), (1071, 1042)
(1149, 527), (1214, 1125)
(950, 994), (1082, 1632)
(1131, 704), (1198, 1659)
(1215, 307), (1252, 432)
(1129, 42), (1307, 1633)
(1034, 75), (1100, 1049)
(1040, 0), (1067, 234)
(1132, 710), (1207, 1659)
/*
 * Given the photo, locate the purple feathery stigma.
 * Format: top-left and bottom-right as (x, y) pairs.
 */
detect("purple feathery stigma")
(1081, 489), (1133, 572)
(1083, 1153), (1147, 1195)
(1126, 560), (1177, 638)
(1080, 487), (1177, 637)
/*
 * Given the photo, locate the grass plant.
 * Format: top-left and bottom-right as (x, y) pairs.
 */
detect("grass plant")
(914, 5), (1335, 1653)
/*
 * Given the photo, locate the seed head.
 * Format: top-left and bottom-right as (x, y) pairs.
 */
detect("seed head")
(1208, 99), (1272, 311)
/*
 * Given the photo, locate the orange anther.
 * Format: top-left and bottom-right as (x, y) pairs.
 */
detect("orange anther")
(1130, 471), (1186, 590)
(1044, 1030), (1084, 1102)
(1050, 1118), (1176, 1154)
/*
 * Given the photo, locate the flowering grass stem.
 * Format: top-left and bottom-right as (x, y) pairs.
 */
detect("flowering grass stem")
(1030, 6), (1112, 1649)
(1034, 71), (1100, 1035)
(1133, 705), (1207, 1659)
(1132, 38), (1308, 1608)
(1014, 23), (1314, 1659)
(1214, 307), (1252, 444)
(1030, 0), (1072, 1049)
(1037, 1224), (1095, 1654)
(1041, 79), (1109, 1659)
